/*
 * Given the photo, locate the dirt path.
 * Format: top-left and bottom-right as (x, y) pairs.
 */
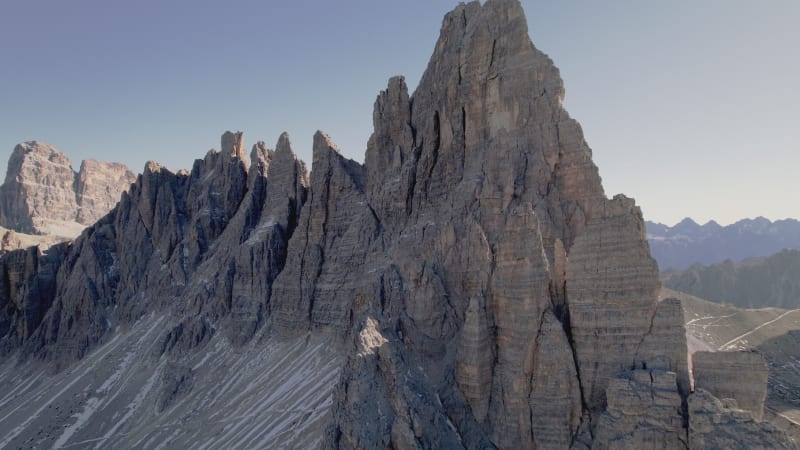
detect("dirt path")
(718, 309), (800, 350)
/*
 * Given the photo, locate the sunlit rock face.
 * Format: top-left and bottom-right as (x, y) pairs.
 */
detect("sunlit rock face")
(0, 141), (81, 236)
(0, 140), (135, 237)
(75, 159), (137, 225)
(0, 1), (794, 449)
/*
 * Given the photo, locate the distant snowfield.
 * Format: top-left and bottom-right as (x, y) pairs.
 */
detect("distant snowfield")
(0, 315), (343, 449)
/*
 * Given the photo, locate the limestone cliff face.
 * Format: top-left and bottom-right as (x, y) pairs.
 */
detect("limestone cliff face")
(330, 1), (684, 447)
(0, 243), (66, 355)
(0, 1), (794, 449)
(692, 351), (769, 421)
(688, 389), (793, 449)
(74, 159), (138, 225)
(0, 141), (135, 237)
(12, 132), (309, 365)
(0, 142), (80, 236)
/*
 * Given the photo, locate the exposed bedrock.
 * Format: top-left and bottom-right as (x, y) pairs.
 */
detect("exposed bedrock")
(692, 351), (769, 421)
(0, 141), (135, 237)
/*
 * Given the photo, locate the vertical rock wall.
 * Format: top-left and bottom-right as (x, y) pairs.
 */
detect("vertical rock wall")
(0, 141), (135, 237)
(693, 351), (769, 421)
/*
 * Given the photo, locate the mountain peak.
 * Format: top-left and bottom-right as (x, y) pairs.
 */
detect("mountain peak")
(0, 141), (135, 237)
(275, 131), (292, 154)
(676, 217), (699, 227)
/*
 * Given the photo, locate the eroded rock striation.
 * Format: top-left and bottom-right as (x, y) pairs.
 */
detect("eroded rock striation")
(74, 159), (138, 225)
(0, 1), (794, 449)
(692, 351), (769, 421)
(0, 141), (136, 237)
(689, 389), (793, 449)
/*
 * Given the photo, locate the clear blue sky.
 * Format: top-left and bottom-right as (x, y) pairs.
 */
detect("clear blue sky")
(1, 1), (797, 226)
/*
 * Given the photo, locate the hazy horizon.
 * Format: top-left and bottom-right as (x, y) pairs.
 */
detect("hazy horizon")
(647, 215), (798, 228)
(1, 0), (798, 226)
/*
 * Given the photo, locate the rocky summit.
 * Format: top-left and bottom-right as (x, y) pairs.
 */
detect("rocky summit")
(0, 140), (136, 238)
(0, 1), (795, 449)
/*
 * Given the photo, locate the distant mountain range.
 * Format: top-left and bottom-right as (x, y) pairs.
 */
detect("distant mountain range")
(646, 217), (800, 270)
(664, 249), (800, 309)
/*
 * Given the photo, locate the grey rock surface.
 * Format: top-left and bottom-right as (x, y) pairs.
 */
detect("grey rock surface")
(692, 350), (769, 421)
(270, 131), (375, 337)
(529, 310), (582, 448)
(0, 140), (135, 237)
(0, 243), (66, 355)
(0, 141), (81, 236)
(566, 196), (688, 413)
(689, 389), (797, 449)
(594, 368), (687, 449)
(75, 159), (137, 225)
